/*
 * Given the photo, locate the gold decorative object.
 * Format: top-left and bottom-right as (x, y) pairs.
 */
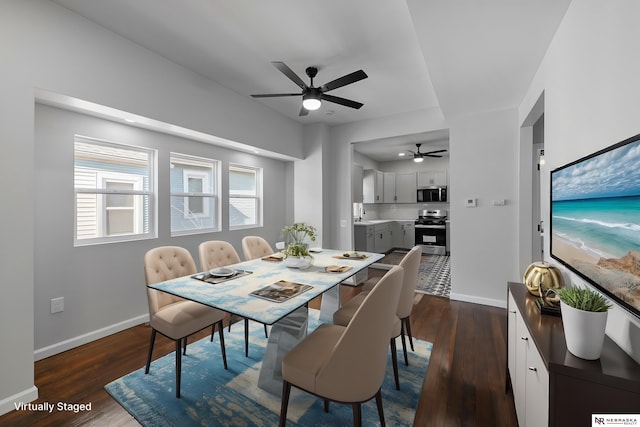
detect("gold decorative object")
(523, 262), (564, 297)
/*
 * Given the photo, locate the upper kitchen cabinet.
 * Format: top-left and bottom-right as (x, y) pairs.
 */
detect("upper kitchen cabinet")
(352, 164), (364, 203)
(363, 169), (384, 203)
(383, 172), (416, 203)
(418, 170), (447, 187)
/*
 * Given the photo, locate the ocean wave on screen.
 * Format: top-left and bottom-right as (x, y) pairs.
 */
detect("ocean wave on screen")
(553, 232), (616, 259)
(552, 215), (640, 232)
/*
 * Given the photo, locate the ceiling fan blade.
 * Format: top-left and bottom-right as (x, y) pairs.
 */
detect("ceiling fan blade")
(298, 106), (309, 117)
(321, 70), (368, 92)
(272, 61), (308, 90)
(321, 93), (363, 109)
(424, 149), (448, 155)
(251, 93), (300, 98)
(424, 154), (443, 158)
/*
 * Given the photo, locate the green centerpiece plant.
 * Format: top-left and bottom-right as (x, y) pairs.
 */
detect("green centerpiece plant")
(281, 223), (317, 268)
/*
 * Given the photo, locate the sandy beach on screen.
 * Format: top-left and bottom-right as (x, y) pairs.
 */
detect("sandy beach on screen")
(551, 234), (599, 265)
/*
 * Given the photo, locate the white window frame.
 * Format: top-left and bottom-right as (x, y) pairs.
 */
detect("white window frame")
(96, 172), (144, 236)
(182, 169), (210, 218)
(74, 135), (156, 246)
(170, 152), (220, 236)
(228, 163), (263, 230)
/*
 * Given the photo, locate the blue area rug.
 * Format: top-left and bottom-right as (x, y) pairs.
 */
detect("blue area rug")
(105, 310), (432, 426)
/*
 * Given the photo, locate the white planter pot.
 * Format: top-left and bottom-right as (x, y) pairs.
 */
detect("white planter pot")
(560, 301), (608, 360)
(283, 255), (313, 269)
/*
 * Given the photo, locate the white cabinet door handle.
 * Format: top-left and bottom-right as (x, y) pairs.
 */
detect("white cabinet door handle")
(520, 337), (528, 341)
(528, 367), (537, 372)
(509, 310), (516, 314)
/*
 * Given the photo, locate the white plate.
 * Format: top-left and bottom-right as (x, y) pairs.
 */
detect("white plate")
(308, 247), (323, 253)
(210, 267), (235, 277)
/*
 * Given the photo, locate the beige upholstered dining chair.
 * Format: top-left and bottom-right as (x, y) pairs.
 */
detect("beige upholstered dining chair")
(333, 245), (422, 390)
(144, 246), (227, 398)
(198, 240), (268, 357)
(241, 236), (275, 260)
(199, 240), (242, 270)
(279, 265), (404, 427)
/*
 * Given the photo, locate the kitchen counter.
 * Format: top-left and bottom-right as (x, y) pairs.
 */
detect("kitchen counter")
(354, 219), (394, 226)
(354, 218), (414, 226)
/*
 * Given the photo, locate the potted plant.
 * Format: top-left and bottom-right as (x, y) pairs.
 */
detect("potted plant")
(558, 286), (612, 360)
(281, 222), (317, 269)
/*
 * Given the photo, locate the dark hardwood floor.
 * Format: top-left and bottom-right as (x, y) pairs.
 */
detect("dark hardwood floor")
(0, 286), (518, 427)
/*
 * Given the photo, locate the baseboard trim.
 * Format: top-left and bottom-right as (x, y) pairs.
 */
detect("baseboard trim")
(34, 314), (149, 361)
(449, 292), (506, 309)
(0, 385), (38, 417)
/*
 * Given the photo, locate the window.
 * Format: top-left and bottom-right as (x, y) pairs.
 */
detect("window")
(74, 136), (155, 245)
(170, 153), (220, 235)
(229, 164), (262, 229)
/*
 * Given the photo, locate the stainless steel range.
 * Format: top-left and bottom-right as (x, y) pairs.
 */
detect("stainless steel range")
(415, 209), (447, 255)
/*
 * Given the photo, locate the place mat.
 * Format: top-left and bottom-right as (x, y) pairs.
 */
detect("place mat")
(261, 253), (285, 262)
(332, 253), (368, 260)
(191, 269), (252, 285)
(325, 265), (353, 273)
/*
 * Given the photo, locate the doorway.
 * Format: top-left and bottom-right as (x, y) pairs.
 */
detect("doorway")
(518, 91), (545, 272)
(532, 115), (544, 261)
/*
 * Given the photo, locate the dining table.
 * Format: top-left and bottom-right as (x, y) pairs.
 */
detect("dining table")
(147, 248), (384, 395)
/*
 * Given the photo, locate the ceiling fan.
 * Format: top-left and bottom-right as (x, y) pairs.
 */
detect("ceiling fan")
(407, 144), (447, 163)
(251, 61), (368, 116)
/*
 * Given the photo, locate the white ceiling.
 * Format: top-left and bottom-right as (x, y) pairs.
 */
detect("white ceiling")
(50, 0), (571, 159)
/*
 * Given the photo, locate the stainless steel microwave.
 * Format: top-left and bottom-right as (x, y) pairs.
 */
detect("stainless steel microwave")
(417, 186), (447, 202)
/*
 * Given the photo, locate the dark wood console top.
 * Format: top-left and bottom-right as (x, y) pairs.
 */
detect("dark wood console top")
(508, 282), (640, 394)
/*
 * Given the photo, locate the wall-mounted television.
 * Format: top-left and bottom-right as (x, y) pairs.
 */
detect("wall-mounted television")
(550, 133), (640, 319)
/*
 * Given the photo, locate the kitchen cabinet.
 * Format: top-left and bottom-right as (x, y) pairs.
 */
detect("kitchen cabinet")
(402, 221), (415, 248)
(352, 164), (363, 203)
(392, 222), (403, 248)
(383, 172), (416, 203)
(363, 169), (384, 203)
(507, 283), (640, 426)
(418, 170), (447, 187)
(354, 224), (374, 252)
(382, 172), (395, 203)
(373, 222), (392, 253)
(393, 220), (415, 249)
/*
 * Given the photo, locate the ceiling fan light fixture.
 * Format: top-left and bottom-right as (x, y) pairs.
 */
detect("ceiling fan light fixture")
(303, 89), (322, 111)
(413, 156), (424, 163)
(302, 97), (321, 111)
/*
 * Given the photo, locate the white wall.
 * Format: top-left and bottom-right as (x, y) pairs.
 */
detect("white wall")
(448, 109), (520, 306)
(34, 104), (291, 355)
(519, 0), (640, 363)
(294, 123), (329, 246)
(0, 0), (303, 414)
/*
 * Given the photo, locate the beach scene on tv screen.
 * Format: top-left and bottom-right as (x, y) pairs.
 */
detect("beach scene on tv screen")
(551, 137), (640, 313)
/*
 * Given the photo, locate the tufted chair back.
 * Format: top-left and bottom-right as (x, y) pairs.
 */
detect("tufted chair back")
(241, 236), (274, 261)
(144, 246), (197, 315)
(199, 240), (241, 271)
(396, 245), (422, 319)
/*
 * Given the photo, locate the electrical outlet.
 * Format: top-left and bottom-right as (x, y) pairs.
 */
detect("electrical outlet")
(51, 297), (64, 314)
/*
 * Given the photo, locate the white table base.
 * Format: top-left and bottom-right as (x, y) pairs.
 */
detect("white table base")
(318, 285), (341, 323)
(257, 306), (309, 395)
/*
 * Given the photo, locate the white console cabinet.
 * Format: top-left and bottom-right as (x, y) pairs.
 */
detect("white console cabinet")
(507, 282), (640, 427)
(509, 291), (548, 427)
